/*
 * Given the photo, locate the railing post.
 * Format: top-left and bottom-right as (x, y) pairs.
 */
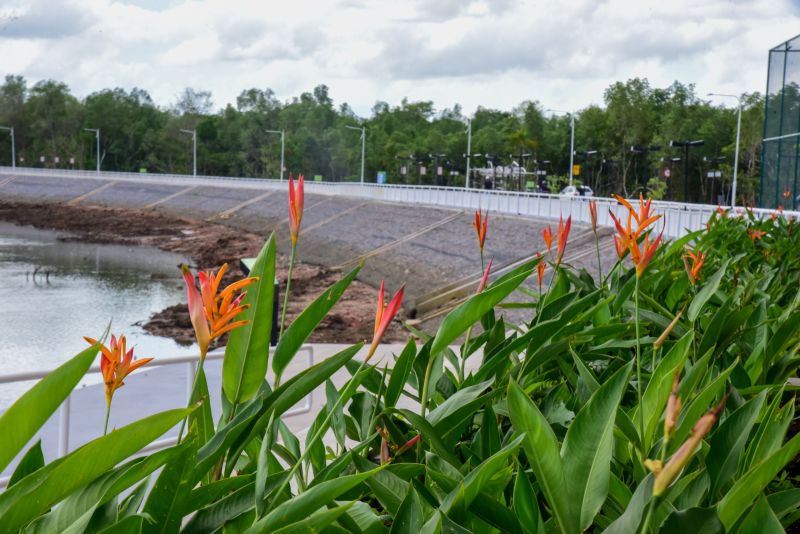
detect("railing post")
(186, 361), (197, 402)
(58, 394), (71, 457)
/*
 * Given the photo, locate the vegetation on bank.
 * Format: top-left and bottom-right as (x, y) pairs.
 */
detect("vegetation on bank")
(0, 178), (797, 532)
(0, 75), (763, 202)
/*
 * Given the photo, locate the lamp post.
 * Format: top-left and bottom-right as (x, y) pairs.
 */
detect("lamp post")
(547, 109), (575, 186)
(180, 129), (197, 176)
(0, 126), (14, 168)
(669, 139), (705, 202)
(708, 93), (743, 208)
(83, 128), (100, 172)
(265, 129), (285, 180)
(465, 119), (473, 189)
(345, 125), (366, 184)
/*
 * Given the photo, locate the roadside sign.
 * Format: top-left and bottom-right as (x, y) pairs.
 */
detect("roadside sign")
(314, 175), (323, 182)
(664, 168), (671, 178)
(706, 171), (721, 178)
(419, 166), (427, 175)
(377, 171), (387, 184)
(400, 166), (407, 175)
(572, 164), (581, 176)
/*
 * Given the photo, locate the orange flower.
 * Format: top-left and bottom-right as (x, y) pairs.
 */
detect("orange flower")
(542, 225), (553, 253)
(748, 228), (766, 241)
(613, 234), (627, 259)
(473, 209), (488, 254)
(289, 174), (305, 245)
(783, 189), (792, 199)
(588, 200), (597, 232)
(477, 258), (493, 293)
(683, 247), (706, 285)
(556, 215), (572, 265)
(664, 370), (681, 444)
(633, 230), (663, 278)
(613, 194), (661, 235)
(368, 280), (404, 360)
(716, 206), (727, 217)
(84, 334), (153, 406)
(536, 252), (546, 290)
(181, 263), (257, 358)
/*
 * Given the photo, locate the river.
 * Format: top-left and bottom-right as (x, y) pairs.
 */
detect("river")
(0, 222), (197, 407)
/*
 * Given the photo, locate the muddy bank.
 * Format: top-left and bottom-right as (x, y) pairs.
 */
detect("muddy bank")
(0, 200), (405, 346)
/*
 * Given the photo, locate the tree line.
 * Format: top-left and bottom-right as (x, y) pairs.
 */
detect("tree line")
(0, 74), (764, 203)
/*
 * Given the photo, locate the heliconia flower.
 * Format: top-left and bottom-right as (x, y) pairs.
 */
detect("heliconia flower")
(588, 200), (598, 232)
(477, 258), (493, 293)
(181, 263), (257, 358)
(683, 248), (706, 285)
(556, 215), (572, 266)
(367, 280), (404, 361)
(536, 252), (546, 290)
(783, 189), (792, 199)
(288, 174), (305, 245)
(84, 334), (153, 406)
(613, 234), (627, 259)
(654, 310), (683, 349)
(613, 194), (661, 236)
(542, 225), (553, 253)
(716, 206), (727, 217)
(649, 395), (726, 496)
(664, 370), (681, 443)
(634, 230), (663, 278)
(394, 433), (421, 456)
(748, 228), (767, 241)
(473, 209), (489, 254)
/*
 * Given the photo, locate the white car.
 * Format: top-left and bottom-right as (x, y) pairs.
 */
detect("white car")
(560, 185), (594, 197)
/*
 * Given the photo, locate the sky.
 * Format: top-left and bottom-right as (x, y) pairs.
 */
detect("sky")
(1, 0), (799, 117)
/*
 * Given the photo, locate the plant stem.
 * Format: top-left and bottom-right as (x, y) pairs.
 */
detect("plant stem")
(460, 326), (473, 384)
(594, 230), (603, 284)
(420, 352), (436, 418)
(635, 275), (644, 452)
(177, 355), (206, 442)
(641, 496), (661, 533)
(103, 403), (111, 435)
(279, 243), (297, 341)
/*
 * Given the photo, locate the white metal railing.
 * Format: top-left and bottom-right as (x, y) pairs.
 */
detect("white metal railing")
(1, 166), (797, 239)
(0, 345), (313, 488)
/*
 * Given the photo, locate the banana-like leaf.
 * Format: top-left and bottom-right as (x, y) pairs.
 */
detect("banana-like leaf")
(223, 235), (276, 404)
(507, 380), (575, 533)
(385, 339), (416, 408)
(390, 486), (423, 534)
(0, 342), (99, 473)
(687, 260), (729, 322)
(270, 502), (355, 534)
(737, 496), (784, 534)
(717, 431), (800, 529)
(561, 362), (632, 531)
(7, 441), (44, 489)
(0, 407), (193, 532)
(272, 265), (361, 382)
(142, 438), (197, 532)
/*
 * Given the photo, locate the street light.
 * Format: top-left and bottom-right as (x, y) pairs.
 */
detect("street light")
(464, 119), (473, 189)
(547, 109), (576, 186)
(345, 125), (366, 184)
(708, 93), (743, 208)
(265, 129), (285, 181)
(0, 126), (14, 168)
(83, 128), (100, 172)
(180, 129), (197, 177)
(669, 139), (705, 202)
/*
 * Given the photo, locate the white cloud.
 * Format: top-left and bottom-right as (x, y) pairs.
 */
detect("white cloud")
(0, 0), (798, 116)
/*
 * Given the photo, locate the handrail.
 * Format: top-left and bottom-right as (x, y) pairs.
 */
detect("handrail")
(0, 344), (314, 488)
(1, 166), (797, 239)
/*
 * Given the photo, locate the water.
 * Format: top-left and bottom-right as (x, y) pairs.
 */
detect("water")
(0, 222), (197, 407)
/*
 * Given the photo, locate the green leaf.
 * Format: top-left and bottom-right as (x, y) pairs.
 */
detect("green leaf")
(604, 475), (653, 534)
(706, 391), (766, 499)
(660, 507), (724, 534)
(385, 339), (417, 408)
(272, 265), (361, 382)
(507, 380), (575, 534)
(688, 259), (729, 322)
(187, 366), (214, 450)
(353, 455), (409, 516)
(738, 496), (784, 534)
(246, 468), (382, 533)
(7, 441), (44, 488)
(717, 431), (800, 529)
(0, 407), (193, 532)
(561, 361), (632, 531)
(0, 343), (99, 473)
(513, 470), (544, 534)
(440, 434), (523, 520)
(96, 515), (149, 534)
(142, 439), (197, 532)
(430, 266), (533, 356)
(223, 235), (276, 404)
(270, 502), (355, 534)
(390, 486), (423, 534)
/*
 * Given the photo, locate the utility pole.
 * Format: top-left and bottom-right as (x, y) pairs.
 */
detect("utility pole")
(84, 128), (100, 172)
(429, 153), (447, 186)
(465, 119), (472, 189)
(0, 126), (14, 168)
(669, 139), (705, 202)
(708, 93), (743, 208)
(547, 109), (576, 185)
(265, 129), (285, 180)
(180, 129), (197, 176)
(345, 125), (366, 184)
